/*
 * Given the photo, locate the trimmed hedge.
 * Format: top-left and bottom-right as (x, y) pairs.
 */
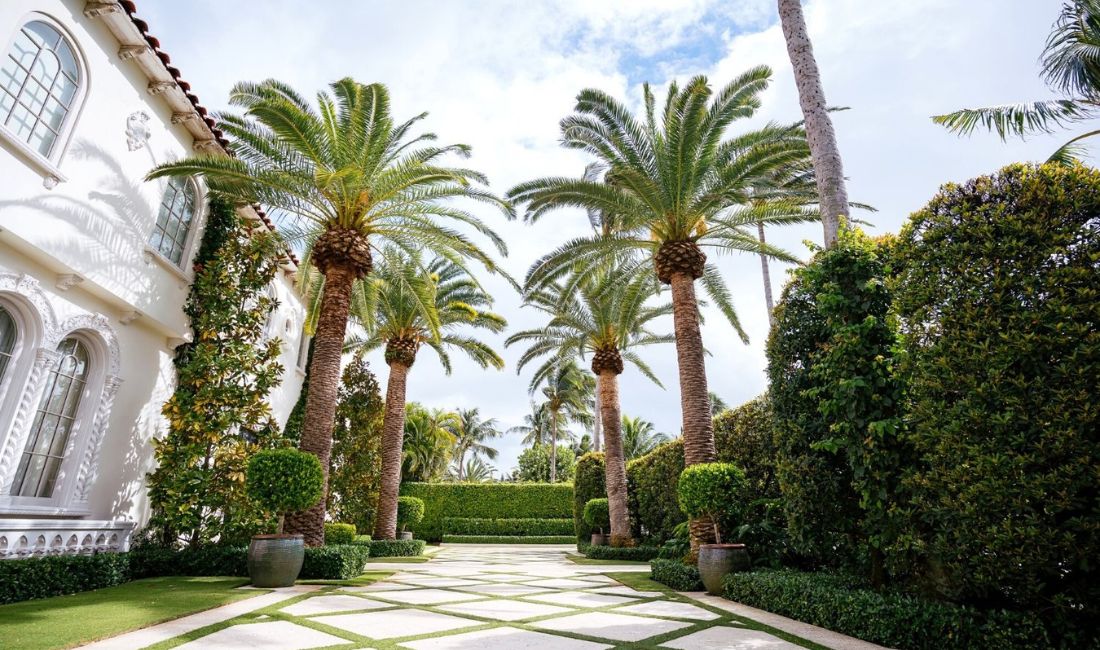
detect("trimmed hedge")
(443, 518), (574, 536)
(401, 482), (573, 542)
(650, 558), (702, 591)
(132, 544), (371, 580)
(443, 535), (574, 544)
(324, 523), (356, 545)
(0, 553), (131, 604)
(366, 539), (426, 557)
(573, 452), (606, 543)
(723, 569), (1051, 650)
(580, 544), (660, 561)
(626, 440), (685, 542)
(300, 544), (370, 579)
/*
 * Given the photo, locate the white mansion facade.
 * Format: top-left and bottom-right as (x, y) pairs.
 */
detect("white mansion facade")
(0, 1), (308, 557)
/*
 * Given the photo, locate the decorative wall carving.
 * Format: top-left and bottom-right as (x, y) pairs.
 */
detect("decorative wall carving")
(0, 519), (134, 558)
(0, 347), (59, 495)
(125, 111), (151, 151)
(73, 375), (123, 505)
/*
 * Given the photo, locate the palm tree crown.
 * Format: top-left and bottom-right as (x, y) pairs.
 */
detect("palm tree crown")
(621, 415), (670, 460)
(450, 408), (502, 480)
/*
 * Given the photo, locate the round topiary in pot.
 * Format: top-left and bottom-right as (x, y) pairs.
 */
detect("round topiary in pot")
(678, 462), (749, 595)
(396, 496), (425, 541)
(245, 448), (324, 587)
(584, 498), (611, 546)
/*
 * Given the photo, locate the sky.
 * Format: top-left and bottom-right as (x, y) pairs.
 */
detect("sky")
(138, 0), (1080, 477)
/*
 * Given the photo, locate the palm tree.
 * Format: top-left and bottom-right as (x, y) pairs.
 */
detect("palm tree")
(345, 251), (505, 539)
(448, 457), (495, 482)
(529, 361), (593, 483)
(451, 408), (502, 480)
(709, 392), (730, 417)
(147, 79), (509, 546)
(621, 416), (670, 460)
(507, 264), (671, 545)
(778, 0), (850, 247)
(507, 71), (815, 547)
(402, 404), (458, 483)
(507, 402), (552, 446)
(934, 1), (1100, 163)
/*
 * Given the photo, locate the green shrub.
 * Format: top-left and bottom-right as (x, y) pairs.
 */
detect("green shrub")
(324, 523), (356, 545)
(581, 544), (660, 561)
(353, 534), (371, 543)
(582, 498), (610, 534)
(573, 452), (606, 542)
(443, 518), (574, 536)
(300, 545), (370, 579)
(892, 163), (1100, 635)
(246, 448), (324, 533)
(516, 443), (576, 482)
(401, 483), (573, 542)
(626, 440), (684, 543)
(678, 462), (746, 544)
(442, 535), (575, 544)
(0, 553), (132, 604)
(650, 558), (702, 591)
(130, 546), (247, 578)
(396, 496), (425, 533)
(368, 539), (426, 557)
(723, 569), (1050, 650)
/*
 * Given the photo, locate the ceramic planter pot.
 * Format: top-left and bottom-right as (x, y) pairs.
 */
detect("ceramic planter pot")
(590, 532), (608, 546)
(398, 531), (414, 541)
(248, 534), (305, 588)
(697, 543), (750, 595)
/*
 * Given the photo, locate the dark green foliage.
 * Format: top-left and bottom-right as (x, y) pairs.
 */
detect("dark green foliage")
(650, 558), (703, 591)
(573, 452), (606, 542)
(328, 356), (385, 534)
(396, 496), (425, 532)
(678, 462), (746, 545)
(515, 443), (575, 482)
(583, 498), (610, 532)
(401, 482), (573, 542)
(245, 449), (324, 524)
(892, 163), (1100, 633)
(367, 539), (426, 557)
(723, 570), (1050, 650)
(0, 553), (131, 604)
(299, 545), (370, 579)
(443, 518), (575, 536)
(146, 197), (285, 547)
(282, 339), (313, 444)
(626, 440), (685, 543)
(323, 523), (356, 545)
(443, 535), (575, 544)
(581, 544), (660, 561)
(130, 546), (248, 579)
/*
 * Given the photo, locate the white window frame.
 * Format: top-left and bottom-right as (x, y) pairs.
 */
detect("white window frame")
(0, 296), (39, 462)
(144, 176), (205, 278)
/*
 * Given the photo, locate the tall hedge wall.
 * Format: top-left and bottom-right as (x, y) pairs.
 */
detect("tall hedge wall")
(400, 482), (574, 542)
(573, 452), (606, 542)
(626, 439), (685, 543)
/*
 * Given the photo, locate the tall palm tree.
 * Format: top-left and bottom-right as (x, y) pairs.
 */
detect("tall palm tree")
(935, 1), (1100, 163)
(531, 361), (593, 483)
(507, 71), (815, 547)
(451, 408), (501, 480)
(147, 79), (509, 545)
(402, 404), (458, 483)
(448, 457), (495, 482)
(778, 0), (850, 247)
(345, 251), (505, 539)
(507, 265), (671, 545)
(621, 416), (670, 460)
(709, 392), (730, 417)
(507, 402), (553, 446)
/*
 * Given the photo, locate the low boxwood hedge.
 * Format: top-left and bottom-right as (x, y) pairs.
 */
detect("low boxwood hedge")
(323, 523), (357, 545)
(402, 482), (572, 542)
(442, 535), (574, 544)
(580, 543), (660, 562)
(443, 517), (574, 536)
(0, 553), (131, 604)
(723, 569), (1051, 650)
(300, 544), (370, 579)
(366, 539), (426, 557)
(650, 558), (703, 591)
(132, 543), (371, 580)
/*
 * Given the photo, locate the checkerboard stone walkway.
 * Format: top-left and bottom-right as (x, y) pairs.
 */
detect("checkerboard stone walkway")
(99, 544), (821, 649)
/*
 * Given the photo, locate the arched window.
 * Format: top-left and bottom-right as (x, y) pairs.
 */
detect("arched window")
(10, 337), (89, 498)
(0, 20), (81, 158)
(0, 306), (15, 382)
(150, 177), (198, 265)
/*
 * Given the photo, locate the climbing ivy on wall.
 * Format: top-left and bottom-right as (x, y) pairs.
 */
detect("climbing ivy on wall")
(326, 354), (385, 533)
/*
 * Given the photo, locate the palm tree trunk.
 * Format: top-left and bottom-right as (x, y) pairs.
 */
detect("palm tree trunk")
(599, 370), (631, 546)
(757, 222), (775, 326)
(456, 448), (467, 481)
(373, 360), (410, 540)
(550, 408), (559, 483)
(668, 272), (718, 550)
(285, 265), (357, 546)
(593, 374), (602, 452)
(778, 0), (849, 248)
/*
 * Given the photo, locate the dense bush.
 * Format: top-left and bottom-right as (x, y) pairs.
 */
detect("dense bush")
(678, 462), (746, 545)
(246, 448), (324, 532)
(396, 496), (425, 533)
(328, 357), (385, 534)
(573, 452), (606, 542)
(443, 518), (574, 536)
(130, 545), (248, 578)
(892, 163), (1100, 635)
(401, 482), (573, 542)
(300, 545), (370, 579)
(367, 539), (426, 557)
(516, 443), (576, 482)
(626, 440), (685, 543)
(443, 535), (575, 544)
(580, 544), (660, 561)
(324, 523), (356, 545)
(0, 553), (131, 604)
(583, 498), (610, 534)
(723, 569), (1050, 650)
(650, 558), (703, 591)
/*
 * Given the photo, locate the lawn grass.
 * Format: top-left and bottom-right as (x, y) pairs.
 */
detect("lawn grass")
(296, 570), (394, 585)
(365, 555), (430, 563)
(566, 553), (648, 566)
(0, 576), (255, 650)
(604, 570), (672, 592)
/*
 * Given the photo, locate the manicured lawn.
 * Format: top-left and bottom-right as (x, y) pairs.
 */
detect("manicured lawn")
(0, 576), (255, 650)
(566, 553), (649, 566)
(297, 570), (394, 585)
(365, 555), (430, 563)
(605, 570), (671, 592)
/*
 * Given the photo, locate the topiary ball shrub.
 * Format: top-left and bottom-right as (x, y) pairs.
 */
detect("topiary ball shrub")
(396, 496), (425, 533)
(583, 498), (610, 534)
(246, 448), (324, 533)
(678, 462), (746, 544)
(324, 522), (357, 545)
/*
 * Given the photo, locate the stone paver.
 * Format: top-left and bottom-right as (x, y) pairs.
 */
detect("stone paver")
(435, 597), (576, 621)
(524, 589), (639, 607)
(370, 588), (488, 605)
(316, 608), (481, 639)
(400, 626), (612, 650)
(661, 626), (803, 649)
(615, 600), (722, 621)
(455, 583), (554, 596)
(279, 593), (391, 616)
(531, 611), (693, 642)
(173, 620), (349, 650)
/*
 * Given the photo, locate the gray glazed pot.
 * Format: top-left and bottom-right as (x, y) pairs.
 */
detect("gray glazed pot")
(398, 531), (414, 541)
(590, 532), (608, 546)
(248, 534), (305, 588)
(697, 543), (750, 595)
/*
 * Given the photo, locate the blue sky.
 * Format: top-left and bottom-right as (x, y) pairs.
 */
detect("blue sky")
(137, 0), (1081, 477)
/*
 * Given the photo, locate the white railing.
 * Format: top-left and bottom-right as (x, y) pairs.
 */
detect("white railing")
(0, 519), (135, 558)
